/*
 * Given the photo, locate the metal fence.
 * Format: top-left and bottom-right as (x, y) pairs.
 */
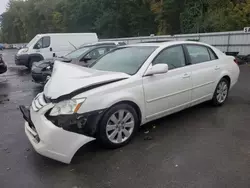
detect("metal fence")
(100, 30), (250, 55)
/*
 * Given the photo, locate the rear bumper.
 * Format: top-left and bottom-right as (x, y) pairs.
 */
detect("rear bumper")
(21, 105), (95, 164)
(15, 54), (29, 66)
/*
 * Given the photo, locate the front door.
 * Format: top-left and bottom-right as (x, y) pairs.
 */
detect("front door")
(143, 45), (192, 121)
(33, 36), (52, 59)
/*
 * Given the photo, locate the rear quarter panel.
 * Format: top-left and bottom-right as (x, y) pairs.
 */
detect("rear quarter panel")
(216, 55), (240, 90)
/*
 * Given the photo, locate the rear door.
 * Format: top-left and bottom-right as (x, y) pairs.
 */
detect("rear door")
(184, 44), (221, 106)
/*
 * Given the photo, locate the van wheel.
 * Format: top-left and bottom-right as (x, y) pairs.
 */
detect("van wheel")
(97, 103), (139, 148)
(28, 57), (42, 70)
(212, 78), (229, 106)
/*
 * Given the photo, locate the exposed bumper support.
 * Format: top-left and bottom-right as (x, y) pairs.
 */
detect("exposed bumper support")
(46, 109), (106, 137)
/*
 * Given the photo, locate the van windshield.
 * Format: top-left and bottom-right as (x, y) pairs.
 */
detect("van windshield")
(26, 35), (41, 48)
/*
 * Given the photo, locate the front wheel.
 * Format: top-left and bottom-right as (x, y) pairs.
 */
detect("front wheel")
(97, 103), (139, 148)
(28, 57), (42, 70)
(212, 78), (229, 106)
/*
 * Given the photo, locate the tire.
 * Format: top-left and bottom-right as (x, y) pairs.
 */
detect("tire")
(28, 57), (42, 70)
(212, 78), (229, 106)
(97, 103), (139, 148)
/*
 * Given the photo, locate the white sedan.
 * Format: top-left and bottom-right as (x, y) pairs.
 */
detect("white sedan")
(20, 41), (240, 163)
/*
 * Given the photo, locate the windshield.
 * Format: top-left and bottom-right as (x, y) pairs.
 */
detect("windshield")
(90, 46), (156, 75)
(26, 35), (41, 48)
(64, 47), (91, 59)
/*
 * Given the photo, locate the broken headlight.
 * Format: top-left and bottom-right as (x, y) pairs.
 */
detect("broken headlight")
(45, 65), (51, 70)
(50, 98), (86, 116)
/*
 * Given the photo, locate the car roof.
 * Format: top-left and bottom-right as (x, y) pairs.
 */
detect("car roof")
(126, 41), (211, 48)
(94, 41), (126, 45)
(79, 44), (117, 49)
(38, 33), (96, 37)
(80, 43), (115, 48)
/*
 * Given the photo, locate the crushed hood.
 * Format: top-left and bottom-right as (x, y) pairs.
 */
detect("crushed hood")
(44, 61), (130, 100)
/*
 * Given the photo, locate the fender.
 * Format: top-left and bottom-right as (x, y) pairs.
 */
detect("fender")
(29, 53), (44, 62)
(99, 89), (146, 124)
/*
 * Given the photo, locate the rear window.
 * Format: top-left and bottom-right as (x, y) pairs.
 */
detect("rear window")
(186, 45), (211, 64)
(208, 48), (218, 60)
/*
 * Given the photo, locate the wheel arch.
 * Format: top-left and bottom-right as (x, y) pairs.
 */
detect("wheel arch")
(108, 100), (142, 125)
(28, 53), (44, 63)
(221, 75), (231, 88)
(216, 70), (232, 89)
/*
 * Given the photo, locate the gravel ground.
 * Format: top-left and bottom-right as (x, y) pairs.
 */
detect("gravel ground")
(0, 49), (250, 188)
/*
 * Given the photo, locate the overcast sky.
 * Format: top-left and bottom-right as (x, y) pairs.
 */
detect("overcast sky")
(0, 0), (9, 14)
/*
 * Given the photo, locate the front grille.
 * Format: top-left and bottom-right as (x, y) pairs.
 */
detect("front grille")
(32, 93), (49, 112)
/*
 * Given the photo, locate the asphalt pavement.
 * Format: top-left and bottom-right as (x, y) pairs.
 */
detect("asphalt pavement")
(0, 49), (250, 188)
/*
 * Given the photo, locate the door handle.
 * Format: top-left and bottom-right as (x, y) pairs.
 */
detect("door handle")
(183, 73), (191, 78)
(215, 66), (220, 70)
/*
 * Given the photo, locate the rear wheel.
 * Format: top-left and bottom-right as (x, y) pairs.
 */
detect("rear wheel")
(212, 78), (229, 106)
(97, 103), (139, 148)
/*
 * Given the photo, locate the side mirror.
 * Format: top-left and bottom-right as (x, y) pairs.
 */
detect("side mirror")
(34, 43), (41, 49)
(145, 64), (168, 76)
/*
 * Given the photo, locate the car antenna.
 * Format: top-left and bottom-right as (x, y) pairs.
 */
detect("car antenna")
(68, 41), (77, 50)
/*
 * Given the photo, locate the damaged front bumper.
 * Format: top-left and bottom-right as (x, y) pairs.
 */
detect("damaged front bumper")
(20, 105), (101, 164)
(45, 109), (106, 137)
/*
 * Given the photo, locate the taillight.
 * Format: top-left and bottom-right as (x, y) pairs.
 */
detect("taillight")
(234, 59), (238, 64)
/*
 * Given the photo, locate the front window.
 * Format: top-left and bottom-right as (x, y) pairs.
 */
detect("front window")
(65, 47), (91, 59)
(90, 46), (157, 75)
(153, 45), (186, 70)
(33, 36), (51, 49)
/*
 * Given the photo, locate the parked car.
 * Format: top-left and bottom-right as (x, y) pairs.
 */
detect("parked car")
(31, 43), (117, 84)
(224, 52), (249, 65)
(0, 44), (4, 50)
(20, 41), (240, 163)
(0, 54), (7, 74)
(80, 41), (126, 48)
(235, 54), (250, 65)
(15, 33), (98, 69)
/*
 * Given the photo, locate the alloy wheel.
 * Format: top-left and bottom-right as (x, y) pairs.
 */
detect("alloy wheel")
(216, 81), (228, 103)
(106, 110), (135, 144)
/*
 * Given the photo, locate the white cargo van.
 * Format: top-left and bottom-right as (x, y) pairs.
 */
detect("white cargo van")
(15, 33), (98, 68)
